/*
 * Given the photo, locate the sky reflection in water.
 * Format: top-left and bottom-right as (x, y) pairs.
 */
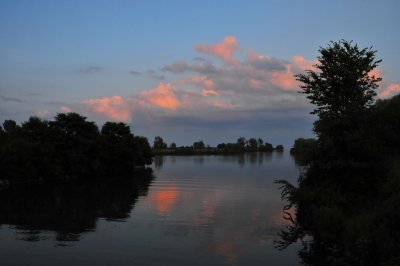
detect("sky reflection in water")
(0, 153), (300, 265)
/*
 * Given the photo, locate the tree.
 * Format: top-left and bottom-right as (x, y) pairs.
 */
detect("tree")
(3, 120), (19, 135)
(257, 138), (264, 147)
(0, 125), (3, 143)
(101, 122), (131, 138)
(170, 142), (177, 149)
(296, 40), (381, 138)
(237, 137), (246, 148)
(193, 140), (205, 150)
(217, 143), (226, 149)
(48, 113), (100, 178)
(247, 138), (258, 152)
(133, 136), (153, 166)
(275, 41), (399, 264)
(275, 145), (284, 152)
(153, 136), (167, 149)
(0, 113), (153, 183)
(100, 122), (135, 175)
(294, 40), (383, 190)
(290, 138), (317, 165)
(50, 113), (99, 137)
(21, 116), (49, 140)
(260, 142), (273, 152)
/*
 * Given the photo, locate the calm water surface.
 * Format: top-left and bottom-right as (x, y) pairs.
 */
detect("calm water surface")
(0, 152), (301, 265)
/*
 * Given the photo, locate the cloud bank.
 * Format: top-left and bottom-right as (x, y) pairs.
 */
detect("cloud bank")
(380, 82), (400, 97)
(62, 37), (318, 143)
(57, 36), (396, 145)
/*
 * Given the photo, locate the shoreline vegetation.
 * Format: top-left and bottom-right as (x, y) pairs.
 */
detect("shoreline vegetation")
(276, 40), (400, 265)
(0, 113), (153, 188)
(0, 113), (284, 188)
(152, 136), (284, 155)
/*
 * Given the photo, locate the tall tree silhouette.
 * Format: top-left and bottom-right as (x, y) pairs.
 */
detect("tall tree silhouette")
(276, 41), (400, 265)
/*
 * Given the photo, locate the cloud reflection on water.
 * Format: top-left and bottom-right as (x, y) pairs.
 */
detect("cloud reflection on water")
(141, 153), (298, 264)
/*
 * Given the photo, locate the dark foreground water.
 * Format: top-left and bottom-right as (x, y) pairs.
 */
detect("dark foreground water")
(0, 153), (300, 265)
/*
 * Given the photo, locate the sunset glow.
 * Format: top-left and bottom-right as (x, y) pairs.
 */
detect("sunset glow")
(83, 96), (132, 121)
(149, 187), (179, 214)
(140, 83), (181, 110)
(195, 36), (240, 65)
(380, 83), (400, 97)
(270, 65), (299, 90)
(0, 1), (398, 146)
(292, 55), (317, 72)
(1, 1), (399, 265)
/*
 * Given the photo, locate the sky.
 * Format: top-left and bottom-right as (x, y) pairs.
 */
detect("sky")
(1, 0), (399, 147)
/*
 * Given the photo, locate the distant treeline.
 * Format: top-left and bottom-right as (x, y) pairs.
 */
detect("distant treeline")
(152, 136), (284, 155)
(0, 112), (284, 185)
(0, 113), (153, 185)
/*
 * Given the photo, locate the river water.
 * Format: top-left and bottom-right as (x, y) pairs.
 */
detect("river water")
(0, 152), (301, 265)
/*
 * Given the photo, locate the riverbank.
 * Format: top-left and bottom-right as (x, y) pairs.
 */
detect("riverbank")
(153, 147), (284, 156)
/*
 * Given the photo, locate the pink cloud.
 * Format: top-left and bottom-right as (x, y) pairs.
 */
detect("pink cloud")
(182, 76), (215, 89)
(270, 64), (299, 90)
(249, 78), (262, 89)
(203, 78), (214, 89)
(202, 89), (220, 97)
(292, 55), (316, 71)
(380, 83), (400, 97)
(247, 48), (264, 61)
(80, 37), (319, 122)
(181, 76), (217, 98)
(180, 75), (221, 97)
(369, 68), (383, 79)
(194, 36), (240, 65)
(83, 96), (132, 121)
(245, 49), (315, 91)
(60, 106), (71, 113)
(139, 83), (181, 110)
(268, 55), (316, 90)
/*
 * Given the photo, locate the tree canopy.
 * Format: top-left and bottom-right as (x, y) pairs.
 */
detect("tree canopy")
(153, 136), (167, 149)
(297, 40), (381, 122)
(0, 113), (153, 185)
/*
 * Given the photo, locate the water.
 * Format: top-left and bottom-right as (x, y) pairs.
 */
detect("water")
(0, 152), (301, 265)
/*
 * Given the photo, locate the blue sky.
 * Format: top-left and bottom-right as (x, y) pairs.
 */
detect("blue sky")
(1, 0), (399, 147)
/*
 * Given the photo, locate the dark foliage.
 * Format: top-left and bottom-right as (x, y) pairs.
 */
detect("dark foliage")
(277, 41), (400, 265)
(153, 137), (279, 155)
(290, 138), (318, 166)
(275, 145), (284, 152)
(193, 140), (206, 150)
(0, 113), (153, 185)
(153, 136), (167, 149)
(0, 169), (154, 244)
(297, 40), (381, 123)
